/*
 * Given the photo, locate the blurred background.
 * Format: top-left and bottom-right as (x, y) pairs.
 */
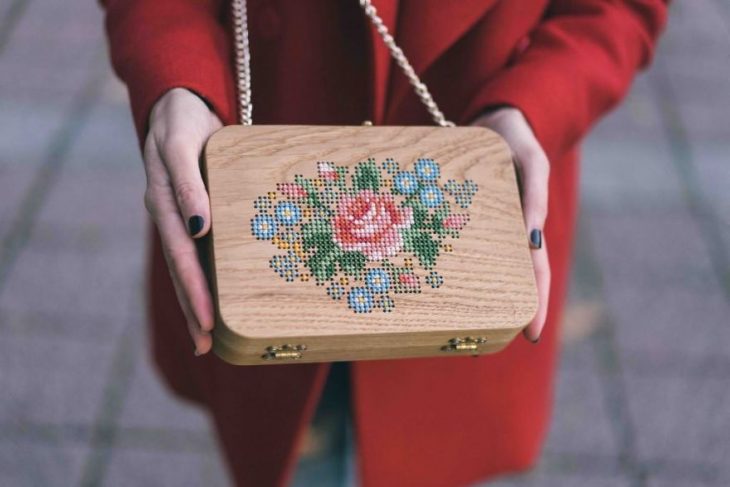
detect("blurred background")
(0, 1), (727, 486)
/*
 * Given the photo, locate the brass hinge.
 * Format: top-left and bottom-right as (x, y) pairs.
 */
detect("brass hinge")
(261, 344), (307, 361)
(441, 336), (487, 355)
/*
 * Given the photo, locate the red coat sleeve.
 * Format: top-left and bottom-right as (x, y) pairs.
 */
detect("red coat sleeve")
(463, 0), (668, 160)
(102, 0), (237, 141)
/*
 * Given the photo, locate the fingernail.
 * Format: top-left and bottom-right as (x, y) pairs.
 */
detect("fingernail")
(529, 228), (542, 249)
(194, 348), (202, 357)
(188, 215), (204, 236)
(523, 329), (540, 344)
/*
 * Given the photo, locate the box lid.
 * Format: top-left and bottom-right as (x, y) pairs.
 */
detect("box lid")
(204, 125), (537, 347)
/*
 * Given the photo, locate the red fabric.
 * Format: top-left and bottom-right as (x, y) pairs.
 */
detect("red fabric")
(103, 0), (668, 485)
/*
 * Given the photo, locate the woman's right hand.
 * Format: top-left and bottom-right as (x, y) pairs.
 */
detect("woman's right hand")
(143, 88), (223, 356)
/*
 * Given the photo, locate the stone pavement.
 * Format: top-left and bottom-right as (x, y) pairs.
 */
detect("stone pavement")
(0, 1), (727, 486)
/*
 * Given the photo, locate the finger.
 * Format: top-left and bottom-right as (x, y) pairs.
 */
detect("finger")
(512, 146), (550, 343)
(159, 135), (211, 239)
(145, 143), (215, 350)
(154, 195), (216, 336)
(167, 261), (214, 355)
(514, 147), (549, 237)
(523, 238), (551, 342)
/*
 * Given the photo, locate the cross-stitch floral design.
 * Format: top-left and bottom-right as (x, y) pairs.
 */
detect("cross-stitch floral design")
(250, 158), (478, 313)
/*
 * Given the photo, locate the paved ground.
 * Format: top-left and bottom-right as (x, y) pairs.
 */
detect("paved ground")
(0, 1), (728, 486)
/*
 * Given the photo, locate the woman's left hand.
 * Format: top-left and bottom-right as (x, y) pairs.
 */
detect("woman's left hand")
(471, 107), (551, 343)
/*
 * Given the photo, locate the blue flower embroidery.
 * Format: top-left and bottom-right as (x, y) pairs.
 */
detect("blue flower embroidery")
(382, 158), (399, 174)
(251, 214), (277, 240)
(393, 171), (418, 195)
(327, 283), (345, 300)
(275, 201), (302, 226)
(254, 195), (272, 211)
(365, 269), (391, 294)
(426, 271), (444, 289)
(348, 287), (374, 313)
(270, 253), (299, 281)
(419, 185), (444, 208)
(377, 295), (395, 313)
(415, 158), (439, 181)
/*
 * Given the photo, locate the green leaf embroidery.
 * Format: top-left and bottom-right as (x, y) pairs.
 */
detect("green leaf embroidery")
(306, 190), (324, 209)
(297, 178), (327, 210)
(336, 166), (349, 189)
(402, 229), (439, 268)
(308, 248), (337, 281)
(402, 199), (428, 229)
(337, 251), (367, 276)
(430, 207), (450, 235)
(352, 160), (380, 191)
(301, 219), (332, 250)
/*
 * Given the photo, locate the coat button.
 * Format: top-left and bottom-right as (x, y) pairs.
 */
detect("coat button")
(255, 5), (281, 40)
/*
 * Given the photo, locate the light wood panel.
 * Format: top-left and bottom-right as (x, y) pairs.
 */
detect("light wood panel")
(203, 125), (537, 365)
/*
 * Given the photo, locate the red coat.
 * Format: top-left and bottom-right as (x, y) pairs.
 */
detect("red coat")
(103, 1), (667, 486)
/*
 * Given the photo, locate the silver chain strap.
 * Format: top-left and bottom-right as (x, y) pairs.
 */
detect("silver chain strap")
(231, 0), (253, 125)
(357, 0), (454, 127)
(231, 0), (454, 127)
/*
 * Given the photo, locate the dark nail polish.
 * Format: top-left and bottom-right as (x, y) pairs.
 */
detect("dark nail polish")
(529, 228), (542, 249)
(188, 215), (204, 236)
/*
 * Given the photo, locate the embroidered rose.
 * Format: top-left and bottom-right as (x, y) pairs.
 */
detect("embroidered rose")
(332, 190), (413, 261)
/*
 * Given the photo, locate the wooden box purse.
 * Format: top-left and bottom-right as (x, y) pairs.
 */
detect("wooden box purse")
(201, 0), (537, 365)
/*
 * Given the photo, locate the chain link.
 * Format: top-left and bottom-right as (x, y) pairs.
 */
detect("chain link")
(357, 0), (454, 127)
(232, 0), (252, 125)
(232, 0), (454, 127)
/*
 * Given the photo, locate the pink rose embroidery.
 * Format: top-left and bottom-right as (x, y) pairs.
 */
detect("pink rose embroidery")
(398, 273), (419, 287)
(277, 183), (307, 199)
(318, 162), (338, 181)
(332, 190), (413, 261)
(442, 214), (469, 230)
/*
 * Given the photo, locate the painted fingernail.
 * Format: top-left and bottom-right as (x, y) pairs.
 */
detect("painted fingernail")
(529, 229), (542, 249)
(188, 215), (204, 236)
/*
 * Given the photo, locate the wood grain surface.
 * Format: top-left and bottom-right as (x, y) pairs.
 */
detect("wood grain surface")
(203, 125), (537, 365)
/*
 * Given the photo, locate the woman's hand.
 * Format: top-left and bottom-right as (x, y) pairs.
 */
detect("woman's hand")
(472, 107), (550, 343)
(143, 88), (223, 356)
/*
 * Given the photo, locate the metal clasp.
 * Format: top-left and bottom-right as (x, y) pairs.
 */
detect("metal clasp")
(261, 344), (307, 360)
(441, 336), (487, 354)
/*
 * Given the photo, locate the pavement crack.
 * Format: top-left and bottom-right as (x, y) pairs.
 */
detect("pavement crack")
(647, 62), (730, 301)
(0, 51), (105, 296)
